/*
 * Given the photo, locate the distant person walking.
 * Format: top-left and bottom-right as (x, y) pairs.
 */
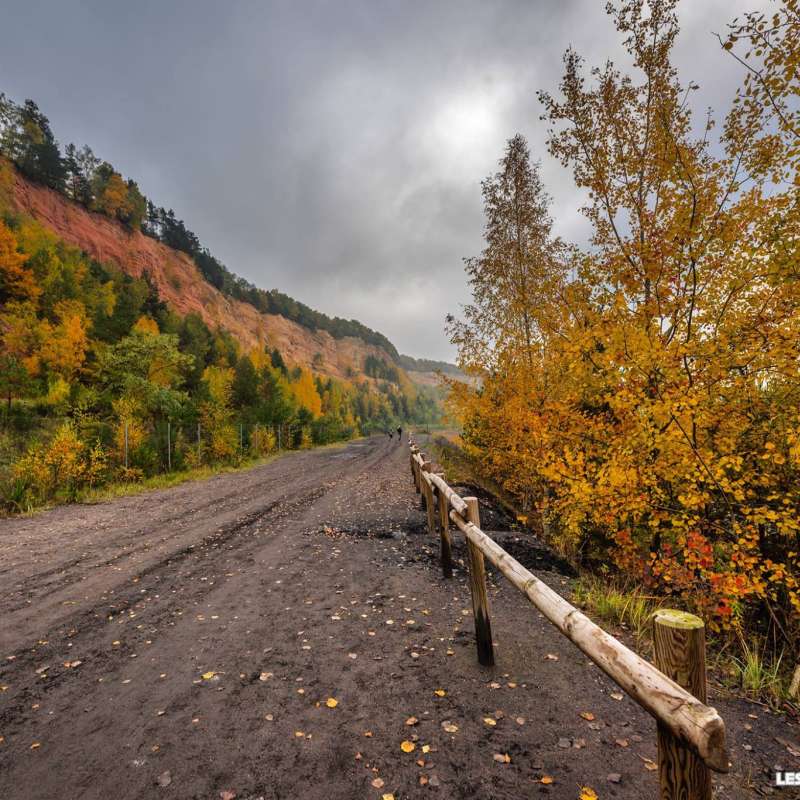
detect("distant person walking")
(397, 426), (402, 442)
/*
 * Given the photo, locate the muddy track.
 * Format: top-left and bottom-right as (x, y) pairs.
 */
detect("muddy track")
(0, 435), (796, 799)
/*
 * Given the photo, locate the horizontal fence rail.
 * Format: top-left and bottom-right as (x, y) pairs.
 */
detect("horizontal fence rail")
(407, 436), (728, 800)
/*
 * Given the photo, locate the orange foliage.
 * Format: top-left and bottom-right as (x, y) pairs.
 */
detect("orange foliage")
(0, 219), (39, 302)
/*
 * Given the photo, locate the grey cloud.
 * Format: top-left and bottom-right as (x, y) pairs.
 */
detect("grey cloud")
(0, 0), (768, 360)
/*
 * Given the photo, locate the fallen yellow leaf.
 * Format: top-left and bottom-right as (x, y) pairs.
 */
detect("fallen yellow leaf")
(442, 722), (459, 733)
(382, 795), (395, 800)
(483, 717), (497, 726)
(540, 775), (554, 785)
(325, 697), (338, 708)
(580, 711), (595, 721)
(580, 788), (598, 800)
(400, 740), (416, 753)
(434, 689), (446, 697)
(201, 671), (216, 680)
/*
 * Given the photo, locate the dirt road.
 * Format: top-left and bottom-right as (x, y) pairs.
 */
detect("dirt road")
(0, 435), (797, 799)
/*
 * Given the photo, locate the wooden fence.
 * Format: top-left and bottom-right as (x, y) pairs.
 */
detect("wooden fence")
(408, 437), (729, 800)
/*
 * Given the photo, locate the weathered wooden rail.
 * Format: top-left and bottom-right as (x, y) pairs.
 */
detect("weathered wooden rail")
(408, 437), (729, 800)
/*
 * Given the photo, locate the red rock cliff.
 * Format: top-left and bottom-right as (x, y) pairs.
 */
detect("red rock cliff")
(8, 168), (397, 381)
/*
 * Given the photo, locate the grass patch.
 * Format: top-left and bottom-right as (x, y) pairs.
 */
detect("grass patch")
(77, 455), (280, 505)
(573, 575), (664, 644)
(728, 635), (787, 707)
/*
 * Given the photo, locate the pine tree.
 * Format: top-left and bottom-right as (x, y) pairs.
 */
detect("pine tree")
(14, 101), (66, 191)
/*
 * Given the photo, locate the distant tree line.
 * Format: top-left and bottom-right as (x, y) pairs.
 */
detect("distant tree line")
(0, 93), (399, 358)
(398, 354), (462, 376)
(363, 354), (399, 383)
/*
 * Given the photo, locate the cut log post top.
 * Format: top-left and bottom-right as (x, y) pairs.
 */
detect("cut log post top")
(448, 508), (728, 773)
(653, 609), (712, 800)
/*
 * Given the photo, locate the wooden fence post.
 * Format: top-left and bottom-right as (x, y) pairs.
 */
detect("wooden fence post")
(653, 610), (712, 800)
(421, 461), (435, 527)
(425, 466), (437, 534)
(438, 478), (453, 578)
(464, 497), (495, 666)
(432, 471), (446, 537)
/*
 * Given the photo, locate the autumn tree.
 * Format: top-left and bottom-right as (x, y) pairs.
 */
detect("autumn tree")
(39, 300), (90, 381)
(0, 302), (41, 411)
(0, 218), (39, 302)
(289, 368), (322, 418)
(448, 134), (566, 378)
(200, 365), (238, 461)
(723, 1), (800, 183)
(98, 327), (192, 419)
(450, 0), (800, 647)
(92, 163), (132, 220)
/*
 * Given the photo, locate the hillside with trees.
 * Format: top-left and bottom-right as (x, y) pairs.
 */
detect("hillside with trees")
(0, 93), (399, 357)
(0, 105), (442, 511)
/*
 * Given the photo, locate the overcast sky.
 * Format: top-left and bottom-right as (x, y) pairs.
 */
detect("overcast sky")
(0, 0), (768, 360)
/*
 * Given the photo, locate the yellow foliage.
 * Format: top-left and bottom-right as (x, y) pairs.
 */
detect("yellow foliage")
(112, 396), (147, 458)
(203, 365), (234, 406)
(289, 368), (322, 418)
(0, 301), (42, 376)
(133, 315), (159, 335)
(248, 346), (271, 372)
(448, 2), (800, 644)
(249, 424), (276, 456)
(40, 300), (90, 380)
(209, 423), (238, 461)
(12, 423), (107, 505)
(45, 376), (71, 407)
